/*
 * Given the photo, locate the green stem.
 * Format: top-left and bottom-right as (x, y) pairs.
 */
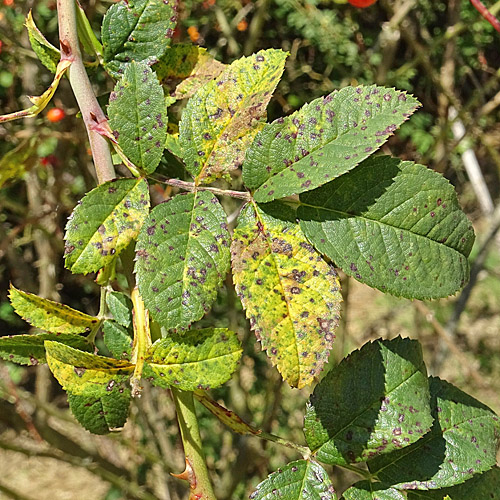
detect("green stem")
(57, 0), (115, 184)
(130, 287), (151, 397)
(171, 389), (216, 500)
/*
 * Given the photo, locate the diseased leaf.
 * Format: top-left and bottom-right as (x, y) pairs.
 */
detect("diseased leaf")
(249, 460), (337, 500)
(194, 391), (261, 435)
(108, 62), (167, 174)
(67, 391), (131, 435)
(64, 178), (150, 275)
(135, 191), (231, 330)
(9, 285), (99, 334)
(368, 377), (500, 491)
(26, 10), (60, 73)
(144, 328), (242, 391)
(154, 43), (226, 99)
(102, 0), (177, 78)
(304, 337), (432, 466)
(299, 156), (474, 300)
(406, 467), (500, 499)
(231, 202), (342, 389)
(106, 292), (133, 328)
(102, 320), (133, 361)
(0, 333), (91, 366)
(179, 49), (287, 184)
(343, 482), (405, 500)
(45, 341), (133, 434)
(242, 85), (419, 202)
(0, 137), (38, 189)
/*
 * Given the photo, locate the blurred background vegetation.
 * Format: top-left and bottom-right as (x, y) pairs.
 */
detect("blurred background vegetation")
(0, 0), (500, 498)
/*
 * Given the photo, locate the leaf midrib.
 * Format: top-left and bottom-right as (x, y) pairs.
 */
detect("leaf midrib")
(298, 200), (465, 254)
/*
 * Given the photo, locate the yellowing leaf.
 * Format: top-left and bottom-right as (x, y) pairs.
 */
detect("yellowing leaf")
(179, 49), (287, 184)
(64, 178), (150, 274)
(45, 341), (134, 434)
(9, 285), (100, 334)
(231, 202), (342, 388)
(0, 59), (70, 123)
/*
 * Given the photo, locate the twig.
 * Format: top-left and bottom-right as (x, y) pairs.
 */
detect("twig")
(471, 0), (500, 32)
(155, 177), (251, 201)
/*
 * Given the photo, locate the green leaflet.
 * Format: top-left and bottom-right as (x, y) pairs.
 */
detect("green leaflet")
(76, 2), (103, 60)
(368, 377), (500, 490)
(102, 0), (177, 79)
(304, 337), (432, 466)
(249, 460), (337, 500)
(144, 328), (242, 391)
(299, 156), (475, 300)
(9, 285), (99, 334)
(25, 10), (60, 74)
(45, 341), (133, 434)
(179, 49), (287, 184)
(231, 202), (342, 389)
(0, 333), (91, 366)
(406, 467), (500, 499)
(108, 62), (167, 175)
(64, 178), (150, 275)
(343, 482), (405, 500)
(242, 85), (419, 202)
(102, 320), (133, 361)
(106, 291), (133, 328)
(0, 137), (38, 189)
(135, 191), (231, 331)
(153, 43), (226, 99)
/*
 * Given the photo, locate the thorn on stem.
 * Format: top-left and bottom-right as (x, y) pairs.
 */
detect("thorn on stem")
(60, 39), (72, 56)
(171, 459), (197, 488)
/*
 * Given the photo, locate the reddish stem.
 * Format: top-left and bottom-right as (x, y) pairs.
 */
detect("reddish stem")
(470, 0), (500, 33)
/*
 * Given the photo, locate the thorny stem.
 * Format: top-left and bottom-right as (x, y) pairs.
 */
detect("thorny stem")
(155, 177), (251, 201)
(171, 389), (217, 500)
(57, 0), (115, 184)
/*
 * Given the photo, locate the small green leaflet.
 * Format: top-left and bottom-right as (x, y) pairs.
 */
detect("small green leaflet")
(108, 62), (167, 175)
(368, 377), (500, 490)
(102, 0), (177, 78)
(45, 341), (134, 434)
(299, 156), (475, 300)
(0, 333), (91, 366)
(153, 43), (226, 99)
(9, 285), (99, 334)
(179, 49), (287, 184)
(343, 482), (405, 500)
(144, 328), (242, 391)
(242, 85), (419, 202)
(231, 202), (342, 389)
(25, 10), (60, 74)
(64, 178), (150, 275)
(67, 392), (131, 435)
(406, 467), (500, 500)
(249, 460), (337, 500)
(304, 337), (432, 466)
(135, 191), (231, 331)
(106, 291), (133, 328)
(102, 320), (133, 361)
